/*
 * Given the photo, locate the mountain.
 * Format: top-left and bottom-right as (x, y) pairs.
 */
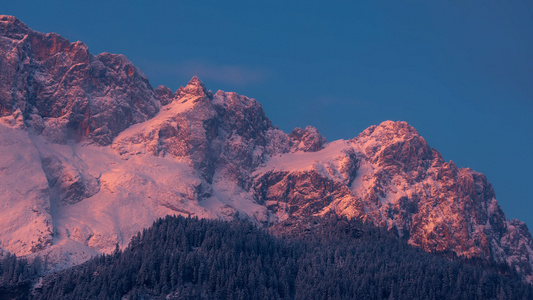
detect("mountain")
(0, 15), (532, 282)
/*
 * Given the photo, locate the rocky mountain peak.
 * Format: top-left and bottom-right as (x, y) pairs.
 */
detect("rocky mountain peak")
(0, 19), (160, 145)
(1, 16), (533, 284)
(354, 120), (433, 170)
(357, 120), (421, 144)
(188, 75), (203, 86)
(289, 126), (327, 152)
(175, 76), (213, 100)
(0, 15), (30, 39)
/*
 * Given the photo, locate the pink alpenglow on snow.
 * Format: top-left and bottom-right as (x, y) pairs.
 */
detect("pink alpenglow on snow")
(0, 16), (532, 283)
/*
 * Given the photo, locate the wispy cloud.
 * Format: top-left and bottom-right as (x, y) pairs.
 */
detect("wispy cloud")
(178, 61), (270, 86)
(139, 59), (271, 87)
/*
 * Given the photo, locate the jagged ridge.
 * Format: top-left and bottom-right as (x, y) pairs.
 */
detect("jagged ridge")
(0, 15), (532, 282)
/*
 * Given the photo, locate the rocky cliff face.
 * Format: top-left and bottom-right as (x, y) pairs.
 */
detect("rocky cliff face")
(0, 15), (532, 282)
(254, 121), (533, 282)
(0, 15), (159, 145)
(113, 75), (324, 184)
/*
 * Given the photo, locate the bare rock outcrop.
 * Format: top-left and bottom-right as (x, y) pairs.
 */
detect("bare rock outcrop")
(0, 15), (160, 145)
(0, 15), (531, 283)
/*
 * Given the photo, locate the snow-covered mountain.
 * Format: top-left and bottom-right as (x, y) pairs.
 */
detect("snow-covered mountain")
(1, 15), (532, 282)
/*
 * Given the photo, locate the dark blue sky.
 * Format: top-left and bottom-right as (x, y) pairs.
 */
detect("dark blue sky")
(4, 1), (533, 229)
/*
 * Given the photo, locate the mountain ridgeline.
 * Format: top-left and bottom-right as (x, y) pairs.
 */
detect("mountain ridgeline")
(0, 14), (532, 285)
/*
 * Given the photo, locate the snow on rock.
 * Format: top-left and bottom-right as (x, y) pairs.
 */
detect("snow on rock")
(254, 140), (362, 222)
(0, 123), (52, 256)
(154, 85), (174, 106)
(0, 15), (160, 145)
(253, 120), (533, 282)
(0, 16), (532, 283)
(114, 76), (326, 184)
(26, 137), (216, 267)
(38, 147), (101, 206)
(289, 126), (327, 152)
(501, 219), (533, 283)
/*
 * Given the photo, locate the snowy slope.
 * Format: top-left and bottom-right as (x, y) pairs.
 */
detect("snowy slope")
(0, 112), (52, 257)
(0, 15), (532, 282)
(254, 121), (533, 282)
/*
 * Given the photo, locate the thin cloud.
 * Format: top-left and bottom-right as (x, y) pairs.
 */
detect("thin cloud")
(179, 61), (270, 87)
(139, 60), (271, 87)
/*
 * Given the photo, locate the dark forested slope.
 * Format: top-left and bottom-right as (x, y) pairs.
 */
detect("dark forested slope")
(23, 215), (531, 300)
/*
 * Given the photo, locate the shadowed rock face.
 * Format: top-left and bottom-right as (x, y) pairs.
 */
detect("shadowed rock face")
(154, 85), (174, 106)
(255, 170), (360, 217)
(289, 126), (327, 152)
(0, 15), (532, 283)
(0, 15), (160, 145)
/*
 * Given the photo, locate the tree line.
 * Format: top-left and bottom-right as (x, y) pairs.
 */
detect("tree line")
(1, 215), (532, 299)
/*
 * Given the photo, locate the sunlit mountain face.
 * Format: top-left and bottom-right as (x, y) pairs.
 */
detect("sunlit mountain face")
(0, 14), (532, 293)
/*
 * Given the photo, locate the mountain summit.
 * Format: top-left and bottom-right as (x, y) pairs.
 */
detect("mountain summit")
(0, 15), (159, 145)
(0, 16), (532, 282)
(176, 75), (211, 99)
